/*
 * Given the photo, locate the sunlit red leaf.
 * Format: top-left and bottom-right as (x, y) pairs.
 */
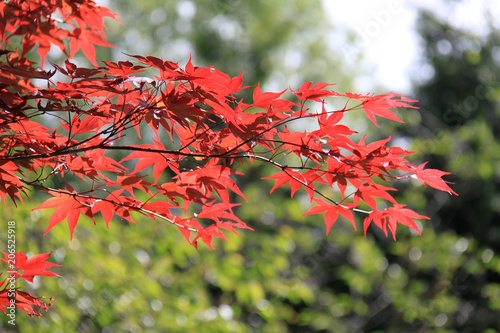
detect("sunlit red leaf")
(411, 162), (458, 195)
(302, 199), (357, 234)
(363, 204), (430, 240)
(32, 190), (94, 240)
(1, 251), (61, 283)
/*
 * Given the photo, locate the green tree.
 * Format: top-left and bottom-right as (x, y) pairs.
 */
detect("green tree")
(103, 0), (356, 93)
(385, 3), (500, 331)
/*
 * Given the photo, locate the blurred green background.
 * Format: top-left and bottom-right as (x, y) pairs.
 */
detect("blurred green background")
(2, 0), (500, 332)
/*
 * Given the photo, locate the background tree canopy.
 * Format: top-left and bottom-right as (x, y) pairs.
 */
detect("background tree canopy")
(101, 0), (358, 94)
(2, 0), (500, 332)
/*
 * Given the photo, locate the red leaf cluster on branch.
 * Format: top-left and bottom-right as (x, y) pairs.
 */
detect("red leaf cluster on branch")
(0, 251), (60, 317)
(0, 0), (457, 317)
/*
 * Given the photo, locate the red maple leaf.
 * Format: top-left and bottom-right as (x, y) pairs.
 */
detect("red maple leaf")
(1, 251), (61, 283)
(192, 202), (253, 249)
(302, 199), (357, 235)
(0, 287), (54, 317)
(120, 139), (179, 184)
(291, 81), (336, 102)
(0, 251), (60, 317)
(252, 83), (287, 109)
(264, 169), (317, 198)
(411, 162), (458, 195)
(0, 159), (25, 205)
(32, 185), (94, 239)
(69, 28), (114, 66)
(353, 183), (398, 210)
(363, 204), (430, 240)
(172, 159), (247, 204)
(338, 92), (418, 127)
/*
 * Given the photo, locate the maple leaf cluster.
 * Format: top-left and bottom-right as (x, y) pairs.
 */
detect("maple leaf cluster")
(0, 251), (60, 317)
(0, 0), (457, 317)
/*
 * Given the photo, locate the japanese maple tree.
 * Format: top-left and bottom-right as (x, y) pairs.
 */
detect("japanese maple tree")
(0, 0), (456, 317)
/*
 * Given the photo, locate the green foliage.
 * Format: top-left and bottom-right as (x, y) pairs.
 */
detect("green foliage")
(390, 3), (500, 330)
(4, 181), (500, 332)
